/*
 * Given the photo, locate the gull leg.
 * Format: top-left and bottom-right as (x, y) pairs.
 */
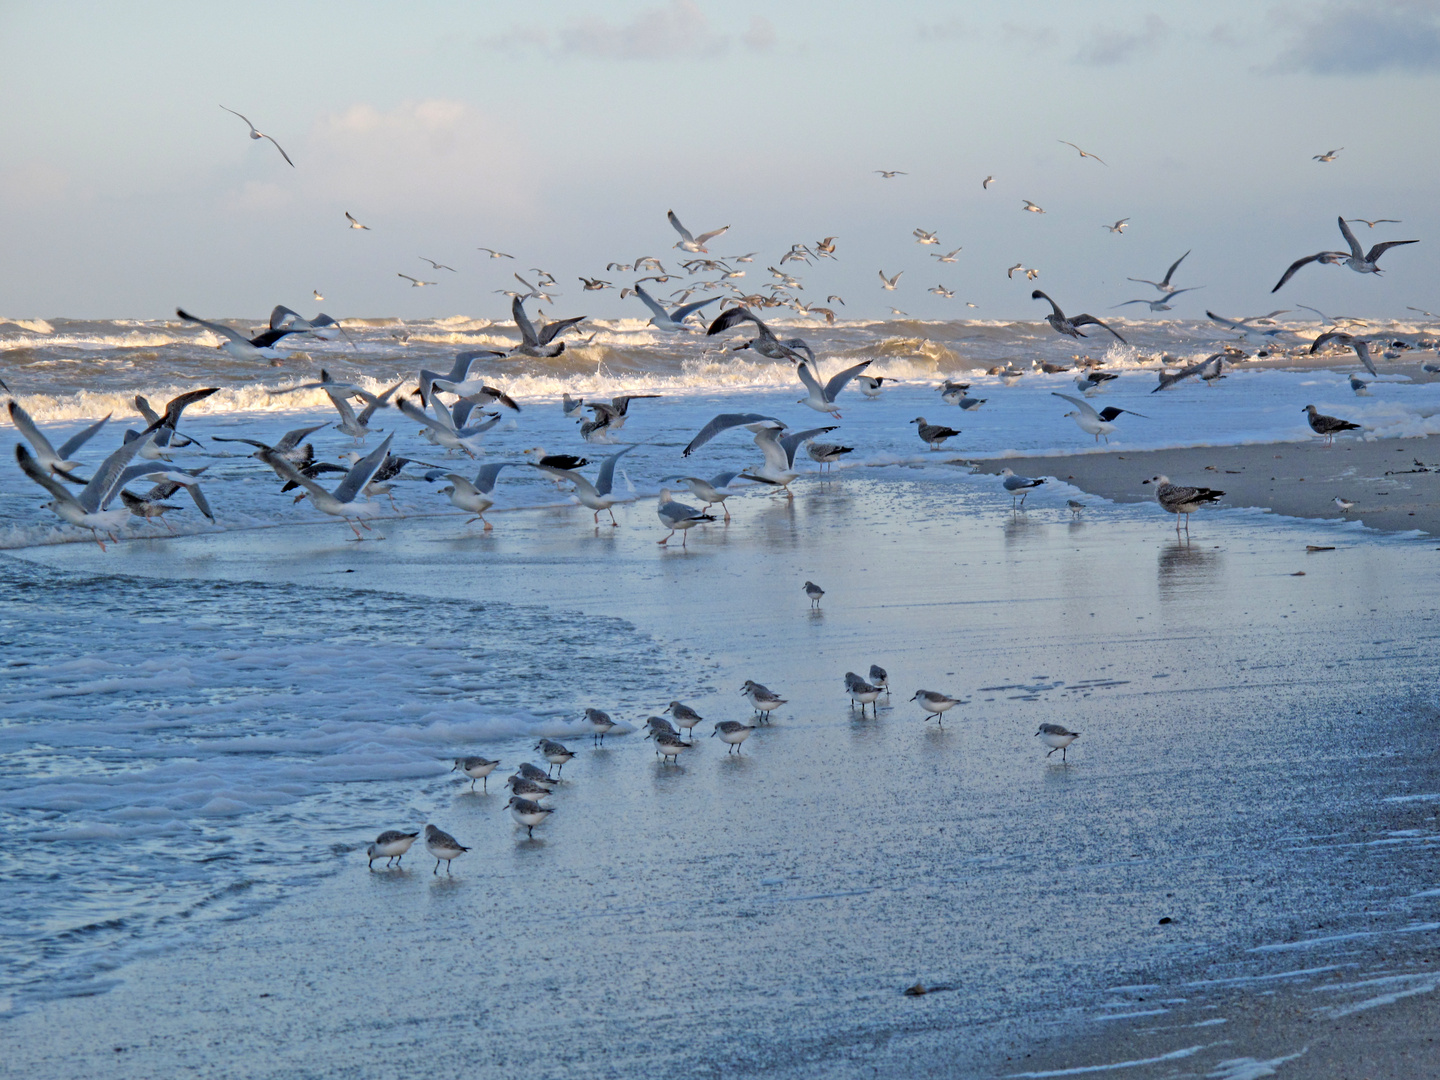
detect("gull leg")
(482, 516), (492, 532)
(348, 520), (365, 540)
(722, 503), (730, 522)
(658, 529), (674, 544)
(608, 508), (618, 527)
(92, 530), (108, 552)
(163, 516), (175, 533)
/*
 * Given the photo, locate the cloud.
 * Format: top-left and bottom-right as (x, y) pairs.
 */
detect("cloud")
(559, 1), (727, 60)
(1271, 1), (1440, 74)
(483, 3), (774, 60)
(1073, 14), (1168, 66)
(1000, 22), (1058, 49)
(299, 100), (530, 213)
(916, 18), (970, 41)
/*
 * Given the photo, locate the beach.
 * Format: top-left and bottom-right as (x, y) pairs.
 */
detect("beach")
(4, 443), (1439, 1077)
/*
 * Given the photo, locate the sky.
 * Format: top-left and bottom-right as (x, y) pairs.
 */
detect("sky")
(1, 0), (1437, 323)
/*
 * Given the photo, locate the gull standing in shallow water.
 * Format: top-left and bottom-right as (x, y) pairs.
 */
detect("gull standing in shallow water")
(1036, 724), (1080, 760)
(1302, 405), (1362, 445)
(366, 830), (418, 869)
(1001, 468), (1045, 507)
(659, 472), (740, 521)
(656, 488), (715, 546)
(1143, 475), (1224, 534)
(911, 690), (961, 725)
(423, 824), (468, 874)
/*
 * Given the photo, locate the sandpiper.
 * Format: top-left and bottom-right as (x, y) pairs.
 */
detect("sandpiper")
(741, 680), (787, 720)
(452, 756), (500, 792)
(507, 796), (555, 838)
(805, 581), (825, 607)
(584, 708), (617, 745)
(869, 664), (890, 697)
(366, 829), (418, 870)
(505, 774), (554, 801)
(711, 720), (756, 753)
(424, 824), (469, 875)
(515, 762), (557, 788)
(845, 672), (882, 716)
(665, 701), (704, 736)
(650, 729), (693, 764)
(535, 739), (576, 777)
(1036, 723), (1080, 761)
(911, 690), (961, 725)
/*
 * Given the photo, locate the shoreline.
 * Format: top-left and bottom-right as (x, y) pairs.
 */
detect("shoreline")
(972, 434), (1440, 537)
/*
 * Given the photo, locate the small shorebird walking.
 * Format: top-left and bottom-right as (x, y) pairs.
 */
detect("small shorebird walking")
(506, 797), (554, 838)
(911, 690), (961, 725)
(534, 739), (576, 777)
(711, 721), (755, 753)
(367, 830), (418, 870)
(453, 757), (500, 792)
(424, 824), (469, 874)
(805, 581), (825, 607)
(846, 672), (882, 716)
(1036, 723), (1080, 761)
(741, 680), (787, 720)
(665, 701), (704, 737)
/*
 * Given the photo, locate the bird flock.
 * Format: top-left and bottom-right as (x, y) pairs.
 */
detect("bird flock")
(366, 662), (1081, 871)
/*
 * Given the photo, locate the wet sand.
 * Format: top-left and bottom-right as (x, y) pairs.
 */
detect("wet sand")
(975, 434), (1440, 536)
(6, 474), (1440, 1078)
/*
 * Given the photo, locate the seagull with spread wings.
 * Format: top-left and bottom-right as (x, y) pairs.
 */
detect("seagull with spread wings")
(1032, 291), (1127, 344)
(219, 106), (294, 167)
(668, 210), (729, 254)
(1272, 216), (1418, 293)
(631, 284), (719, 332)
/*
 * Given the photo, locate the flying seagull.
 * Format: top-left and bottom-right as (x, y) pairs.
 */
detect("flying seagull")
(632, 284), (718, 332)
(176, 308), (304, 361)
(1032, 290), (1127, 343)
(1346, 218), (1401, 228)
(1310, 331), (1379, 376)
(345, 211), (369, 230)
(667, 210), (729, 254)
(796, 359), (873, 418)
(7, 401), (110, 479)
(1127, 250), (1190, 294)
(875, 170), (907, 178)
(1022, 200), (1045, 214)
(263, 434), (396, 539)
(1112, 288), (1204, 312)
(510, 295), (584, 356)
(477, 247), (514, 259)
(1103, 218), (1129, 233)
(707, 307), (813, 362)
(878, 270), (903, 290)
(1059, 140), (1106, 165)
(219, 106), (294, 167)
(1272, 216), (1418, 292)
(1313, 148), (1343, 162)
(420, 258), (456, 272)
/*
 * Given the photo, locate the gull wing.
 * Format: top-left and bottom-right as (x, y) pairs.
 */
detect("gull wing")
(594, 444), (638, 497)
(707, 306), (760, 336)
(456, 413), (502, 438)
(7, 402), (61, 460)
(262, 134), (294, 168)
(56, 413), (115, 461)
(796, 361), (824, 399)
(445, 473), (481, 497)
(530, 463), (599, 500)
(709, 470), (740, 489)
(273, 423), (328, 452)
(176, 308), (249, 346)
(1160, 250), (1190, 287)
(333, 433), (395, 504)
(778, 426), (838, 467)
(134, 396), (162, 426)
(472, 461), (519, 495)
(162, 387), (220, 428)
(455, 348), (505, 366)
(1097, 406), (1147, 422)
(397, 394), (453, 435)
(15, 445), (83, 509)
(1165, 286), (1204, 299)
(1366, 239), (1418, 262)
(325, 388), (362, 429)
(1112, 300), (1151, 308)
(538, 316), (585, 346)
(79, 430), (152, 512)
(211, 435), (271, 450)
(822, 359), (873, 401)
(1030, 290), (1064, 319)
(1207, 310), (1242, 330)
(682, 412), (783, 457)
(511, 295), (540, 347)
(1271, 252), (1332, 293)
(1069, 314), (1127, 343)
(751, 425), (791, 473)
(149, 473), (215, 521)
(671, 296), (720, 323)
(632, 285), (670, 320)
(695, 225), (730, 246)
(261, 451), (331, 502)
(356, 382), (401, 426)
(1337, 216), (1364, 260)
(1126, 277), (1161, 288)
(1310, 330), (1353, 354)
(269, 305), (306, 330)
(1353, 341), (1377, 376)
(666, 211), (695, 245)
(1051, 392), (1099, 421)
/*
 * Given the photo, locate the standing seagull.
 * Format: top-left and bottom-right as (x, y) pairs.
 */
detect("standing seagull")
(656, 488), (715, 546)
(1302, 405), (1362, 445)
(1310, 330), (1380, 376)
(219, 106), (294, 167)
(911, 417), (960, 450)
(1051, 393), (1147, 443)
(1127, 251), (1190, 294)
(1001, 468), (1045, 507)
(1272, 217), (1418, 292)
(1032, 291), (1127, 343)
(1142, 475), (1224, 534)
(667, 210), (729, 254)
(659, 471), (740, 521)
